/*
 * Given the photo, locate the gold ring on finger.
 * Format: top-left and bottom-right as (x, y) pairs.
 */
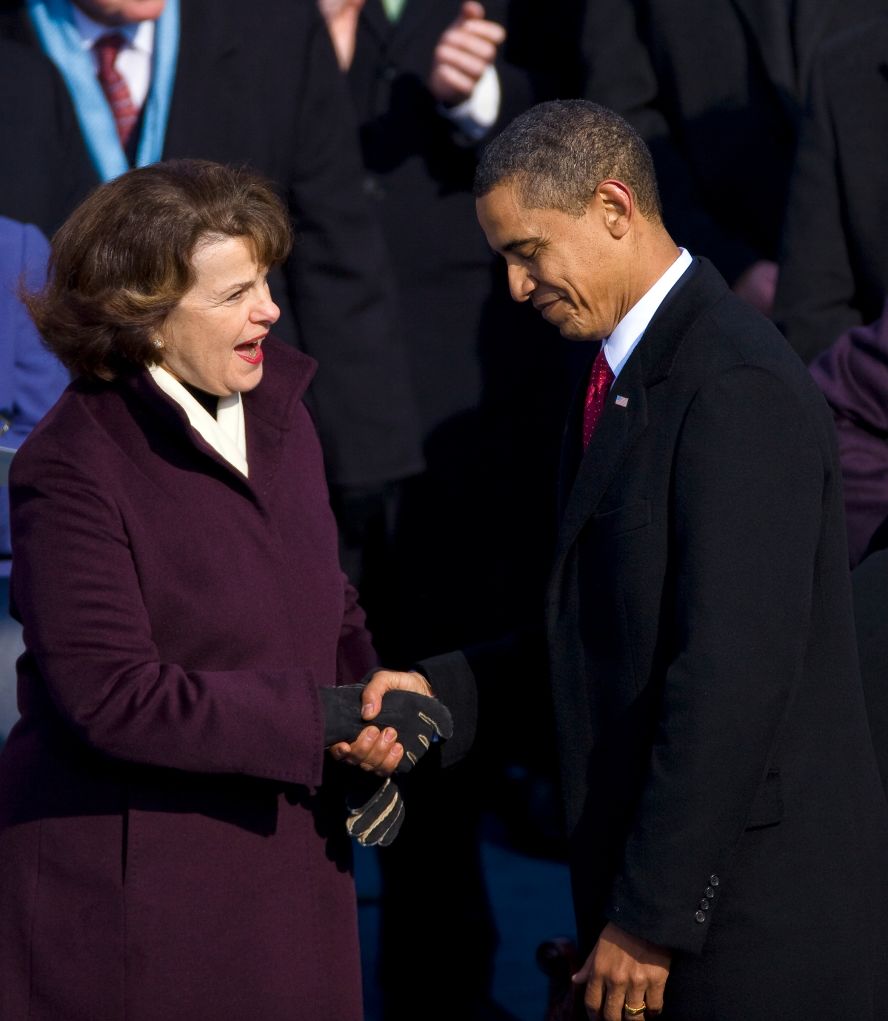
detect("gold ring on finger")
(623, 1003), (646, 1017)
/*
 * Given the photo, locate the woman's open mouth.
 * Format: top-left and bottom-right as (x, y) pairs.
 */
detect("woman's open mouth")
(234, 337), (265, 364)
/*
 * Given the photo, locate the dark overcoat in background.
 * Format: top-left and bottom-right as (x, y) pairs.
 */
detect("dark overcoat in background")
(425, 259), (888, 1019)
(581, 0), (887, 287)
(0, 339), (376, 1020)
(0, 0), (423, 492)
(773, 16), (888, 363)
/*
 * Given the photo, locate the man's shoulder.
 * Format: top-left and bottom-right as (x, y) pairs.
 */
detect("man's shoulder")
(660, 261), (825, 406)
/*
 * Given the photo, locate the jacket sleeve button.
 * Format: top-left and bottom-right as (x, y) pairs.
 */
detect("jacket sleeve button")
(694, 910), (706, 923)
(705, 886), (715, 898)
(700, 899), (710, 910)
(709, 875), (720, 886)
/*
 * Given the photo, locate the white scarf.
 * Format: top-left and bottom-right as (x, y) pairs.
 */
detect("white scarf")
(147, 365), (249, 478)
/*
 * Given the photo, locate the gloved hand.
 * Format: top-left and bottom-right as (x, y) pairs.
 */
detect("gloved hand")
(345, 775), (405, 846)
(320, 683), (453, 772)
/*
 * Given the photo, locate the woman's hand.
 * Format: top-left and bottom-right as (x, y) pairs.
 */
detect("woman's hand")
(328, 670), (433, 776)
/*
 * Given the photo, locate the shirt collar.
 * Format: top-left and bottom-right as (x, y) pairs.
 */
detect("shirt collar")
(603, 248), (694, 378)
(71, 4), (155, 54)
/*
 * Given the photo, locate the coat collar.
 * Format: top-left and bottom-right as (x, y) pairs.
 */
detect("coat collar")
(121, 336), (316, 507)
(553, 258), (727, 565)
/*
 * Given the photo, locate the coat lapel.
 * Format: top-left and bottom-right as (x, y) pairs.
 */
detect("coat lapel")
(362, 0), (452, 52)
(551, 259), (712, 573)
(360, 0), (395, 47)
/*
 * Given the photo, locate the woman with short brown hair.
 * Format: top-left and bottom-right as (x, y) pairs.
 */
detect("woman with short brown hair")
(0, 159), (441, 1020)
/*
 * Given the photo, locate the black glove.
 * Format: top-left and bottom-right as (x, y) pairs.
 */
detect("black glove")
(320, 684), (453, 773)
(345, 776), (405, 847)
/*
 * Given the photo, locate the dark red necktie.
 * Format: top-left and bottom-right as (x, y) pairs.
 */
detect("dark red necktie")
(582, 347), (615, 449)
(94, 33), (140, 148)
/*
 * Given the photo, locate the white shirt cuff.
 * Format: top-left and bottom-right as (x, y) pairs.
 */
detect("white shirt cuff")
(440, 65), (501, 142)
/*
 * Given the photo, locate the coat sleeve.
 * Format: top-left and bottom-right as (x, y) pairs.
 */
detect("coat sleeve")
(0, 222), (69, 555)
(9, 438), (328, 788)
(774, 48), (859, 362)
(603, 364), (828, 954)
(281, 6), (423, 489)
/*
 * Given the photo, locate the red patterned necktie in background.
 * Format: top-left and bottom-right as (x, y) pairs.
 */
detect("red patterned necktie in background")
(582, 346), (615, 449)
(94, 33), (140, 148)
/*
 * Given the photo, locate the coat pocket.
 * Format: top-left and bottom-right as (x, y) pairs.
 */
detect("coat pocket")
(590, 498), (651, 537)
(745, 769), (783, 829)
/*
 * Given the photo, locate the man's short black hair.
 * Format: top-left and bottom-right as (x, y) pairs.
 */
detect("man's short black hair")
(475, 99), (662, 220)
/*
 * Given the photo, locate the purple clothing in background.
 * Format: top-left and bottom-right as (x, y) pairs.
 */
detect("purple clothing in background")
(810, 298), (888, 567)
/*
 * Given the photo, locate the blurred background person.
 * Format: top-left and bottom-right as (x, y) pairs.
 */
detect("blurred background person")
(0, 215), (68, 743)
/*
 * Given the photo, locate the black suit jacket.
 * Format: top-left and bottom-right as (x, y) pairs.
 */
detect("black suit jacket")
(774, 16), (888, 363)
(0, 0), (422, 489)
(426, 259), (888, 1016)
(581, 0), (886, 286)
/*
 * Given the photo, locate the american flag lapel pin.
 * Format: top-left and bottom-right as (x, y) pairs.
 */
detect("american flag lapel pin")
(614, 394), (630, 408)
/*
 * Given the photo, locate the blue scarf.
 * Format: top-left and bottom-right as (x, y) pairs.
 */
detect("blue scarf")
(27, 0), (179, 182)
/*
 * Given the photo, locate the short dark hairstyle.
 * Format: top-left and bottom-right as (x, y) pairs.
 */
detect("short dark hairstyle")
(474, 99), (662, 220)
(26, 160), (292, 379)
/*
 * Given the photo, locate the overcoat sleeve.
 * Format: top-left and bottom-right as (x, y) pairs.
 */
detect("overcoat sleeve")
(773, 49), (858, 362)
(9, 437), (332, 788)
(604, 365), (830, 954)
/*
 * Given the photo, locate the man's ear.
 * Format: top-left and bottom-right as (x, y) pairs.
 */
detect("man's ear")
(596, 180), (633, 239)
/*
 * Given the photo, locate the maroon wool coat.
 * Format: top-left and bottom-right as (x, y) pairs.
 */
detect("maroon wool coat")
(0, 338), (375, 1020)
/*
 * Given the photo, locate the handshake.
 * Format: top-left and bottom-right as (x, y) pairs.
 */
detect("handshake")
(320, 680), (454, 847)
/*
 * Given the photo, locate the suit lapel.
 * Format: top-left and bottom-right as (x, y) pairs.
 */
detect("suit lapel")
(360, 0), (395, 47)
(367, 0), (454, 51)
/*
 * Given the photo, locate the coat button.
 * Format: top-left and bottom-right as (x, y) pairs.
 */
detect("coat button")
(699, 899), (710, 911)
(694, 910), (706, 923)
(381, 63), (399, 82)
(705, 886), (715, 898)
(709, 875), (720, 886)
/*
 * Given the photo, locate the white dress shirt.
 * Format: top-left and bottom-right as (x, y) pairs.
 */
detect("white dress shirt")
(71, 6), (155, 108)
(603, 248), (694, 380)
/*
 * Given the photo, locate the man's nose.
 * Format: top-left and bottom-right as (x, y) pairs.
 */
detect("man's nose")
(507, 262), (535, 303)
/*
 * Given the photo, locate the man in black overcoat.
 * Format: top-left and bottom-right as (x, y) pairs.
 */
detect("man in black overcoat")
(349, 100), (888, 1019)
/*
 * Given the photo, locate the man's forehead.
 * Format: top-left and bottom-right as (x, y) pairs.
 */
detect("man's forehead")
(476, 184), (538, 242)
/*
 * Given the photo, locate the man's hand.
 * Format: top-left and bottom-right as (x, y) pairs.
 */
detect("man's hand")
(328, 670), (432, 775)
(571, 922), (671, 1019)
(317, 0), (365, 70)
(428, 1), (505, 107)
(732, 259), (779, 317)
